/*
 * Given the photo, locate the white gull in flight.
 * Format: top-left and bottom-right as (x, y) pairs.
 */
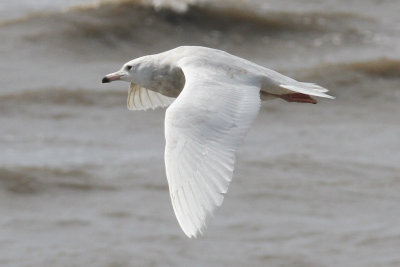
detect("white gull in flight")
(102, 46), (334, 238)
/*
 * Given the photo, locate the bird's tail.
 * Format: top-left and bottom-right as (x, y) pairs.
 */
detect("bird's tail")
(279, 82), (334, 99)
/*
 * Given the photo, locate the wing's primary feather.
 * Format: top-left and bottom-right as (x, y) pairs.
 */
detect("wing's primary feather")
(127, 83), (175, 110)
(164, 59), (261, 238)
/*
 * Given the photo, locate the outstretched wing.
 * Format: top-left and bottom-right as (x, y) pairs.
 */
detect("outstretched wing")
(127, 83), (175, 110)
(164, 60), (261, 238)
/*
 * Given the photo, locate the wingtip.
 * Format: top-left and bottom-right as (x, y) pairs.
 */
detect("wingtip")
(183, 228), (203, 239)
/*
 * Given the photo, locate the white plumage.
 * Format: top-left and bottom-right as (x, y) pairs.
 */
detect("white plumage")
(127, 83), (175, 110)
(102, 46), (334, 238)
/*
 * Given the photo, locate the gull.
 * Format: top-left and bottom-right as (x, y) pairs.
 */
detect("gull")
(102, 46), (334, 238)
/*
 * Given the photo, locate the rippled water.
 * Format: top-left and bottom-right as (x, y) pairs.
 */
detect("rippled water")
(1, 0), (400, 266)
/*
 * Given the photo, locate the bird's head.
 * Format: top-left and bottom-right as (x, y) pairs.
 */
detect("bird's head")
(102, 56), (154, 87)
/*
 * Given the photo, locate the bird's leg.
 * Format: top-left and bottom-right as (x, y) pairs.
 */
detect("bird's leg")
(261, 91), (317, 104)
(266, 92), (317, 104)
(279, 93), (317, 104)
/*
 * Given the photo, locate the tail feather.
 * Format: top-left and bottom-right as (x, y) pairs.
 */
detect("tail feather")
(280, 84), (335, 99)
(299, 82), (329, 93)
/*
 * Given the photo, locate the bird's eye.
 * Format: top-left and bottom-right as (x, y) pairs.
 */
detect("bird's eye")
(126, 65), (132, 71)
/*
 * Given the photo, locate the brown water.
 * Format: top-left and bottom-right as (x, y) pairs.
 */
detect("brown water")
(1, 0), (400, 266)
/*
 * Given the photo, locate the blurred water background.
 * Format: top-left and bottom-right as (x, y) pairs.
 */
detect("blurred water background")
(0, 0), (399, 266)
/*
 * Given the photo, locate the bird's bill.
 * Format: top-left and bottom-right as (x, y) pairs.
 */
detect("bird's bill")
(102, 71), (124, 83)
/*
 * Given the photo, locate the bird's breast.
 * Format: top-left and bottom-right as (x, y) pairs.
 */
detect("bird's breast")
(149, 67), (185, 98)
